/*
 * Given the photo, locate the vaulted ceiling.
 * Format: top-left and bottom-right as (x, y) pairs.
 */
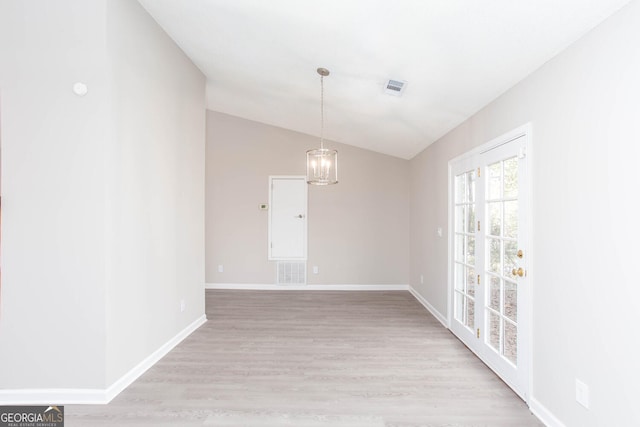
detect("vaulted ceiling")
(138, 0), (631, 159)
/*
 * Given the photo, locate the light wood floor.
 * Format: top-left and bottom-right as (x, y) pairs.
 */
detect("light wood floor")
(67, 290), (542, 426)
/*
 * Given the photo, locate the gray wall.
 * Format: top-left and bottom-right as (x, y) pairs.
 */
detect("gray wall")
(0, 0), (206, 392)
(0, 0), (110, 389)
(104, 0), (206, 386)
(409, 1), (640, 425)
(206, 111), (410, 285)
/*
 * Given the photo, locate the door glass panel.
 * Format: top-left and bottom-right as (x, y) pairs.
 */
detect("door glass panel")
(488, 162), (502, 200)
(466, 173), (476, 203)
(488, 311), (501, 352)
(455, 263), (464, 290)
(455, 292), (465, 322)
(503, 240), (518, 277)
(455, 175), (465, 203)
(504, 201), (518, 238)
(488, 202), (501, 236)
(488, 238), (501, 273)
(504, 320), (517, 365)
(455, 235), (464, 261)
(466, 236), (475, 265)
(503, 157), (518, 198)
(466, 266), (476, 297)
(466, 298), (475, 329)
(467, 205), (476, 234)
(504, 280), (517, 322)
(489, 275), (501, 311)
(456, 206), (465, 232)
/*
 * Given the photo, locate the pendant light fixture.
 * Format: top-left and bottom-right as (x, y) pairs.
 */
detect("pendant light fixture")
(306, 67), (338, 185)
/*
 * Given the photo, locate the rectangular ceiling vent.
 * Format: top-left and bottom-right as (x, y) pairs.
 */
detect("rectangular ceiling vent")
(384, 79), (407, 96)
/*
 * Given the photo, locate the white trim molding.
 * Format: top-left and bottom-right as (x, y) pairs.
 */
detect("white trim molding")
(0, 314), (207, 405)
(0, 388), (107, 405)
(206, 283), (409, 291)
(104, 314), (207, 403)
(408, 286), (449, 328)
(529, 397), (567, 427)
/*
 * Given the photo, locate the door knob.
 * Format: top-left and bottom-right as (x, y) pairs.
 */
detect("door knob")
(512, 267), (524, 277)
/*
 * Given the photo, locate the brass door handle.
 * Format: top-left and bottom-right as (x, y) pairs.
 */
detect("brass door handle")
(512, 267), (524, 277)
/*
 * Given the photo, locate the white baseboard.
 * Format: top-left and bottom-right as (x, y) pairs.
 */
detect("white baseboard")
(103, 314), (207, 403)
(206, 283), (409, 291)
(530, 397), (566, 427)
(0, 314), (207, 405)
(408, 286), (449, 328)
(0, 388), (107, 405)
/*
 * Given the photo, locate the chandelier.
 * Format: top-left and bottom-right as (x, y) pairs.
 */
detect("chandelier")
(306, 67), (338, 185)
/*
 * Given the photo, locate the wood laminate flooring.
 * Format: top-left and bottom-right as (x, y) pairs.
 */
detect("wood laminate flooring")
(67, 290), (542, 426)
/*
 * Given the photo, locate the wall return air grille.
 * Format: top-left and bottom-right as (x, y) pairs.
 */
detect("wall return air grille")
(277, 261), (307, 285)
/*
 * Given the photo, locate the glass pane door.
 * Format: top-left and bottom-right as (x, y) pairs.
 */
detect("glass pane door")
(449, 126), (530, 402)
(485, 156), (519, 365)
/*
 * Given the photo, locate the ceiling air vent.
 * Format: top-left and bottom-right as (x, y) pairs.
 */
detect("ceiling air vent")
(384, 79), (407, 96)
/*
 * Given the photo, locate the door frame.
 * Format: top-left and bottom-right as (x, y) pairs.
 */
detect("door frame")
(268, 175), (308, 261)
(447, 123), (533, 402)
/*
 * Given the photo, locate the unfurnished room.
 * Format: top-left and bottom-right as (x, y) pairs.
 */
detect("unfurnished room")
(0, 1), (639, 426)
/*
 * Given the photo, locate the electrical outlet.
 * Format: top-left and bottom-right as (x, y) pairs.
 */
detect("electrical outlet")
(218, 264), (224, 273)
(420, 274), (424, 284)
(180, 299), (186, 313)
(436, 227), (443, 237)
(313, 266), (319, 274)
(576, 379), (590, 409)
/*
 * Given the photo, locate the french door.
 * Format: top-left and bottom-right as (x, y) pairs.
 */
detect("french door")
(449, 126), (530, 400)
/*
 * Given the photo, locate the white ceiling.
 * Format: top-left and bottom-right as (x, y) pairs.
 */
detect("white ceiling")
(137, 0), (630, 159)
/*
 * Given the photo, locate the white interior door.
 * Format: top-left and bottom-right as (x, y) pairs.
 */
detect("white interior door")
(269, 176), (307, 260)
(450, 125), (530, 401)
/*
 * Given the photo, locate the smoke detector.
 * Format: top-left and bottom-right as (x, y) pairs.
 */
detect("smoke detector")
(384, 79), (407, 96)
